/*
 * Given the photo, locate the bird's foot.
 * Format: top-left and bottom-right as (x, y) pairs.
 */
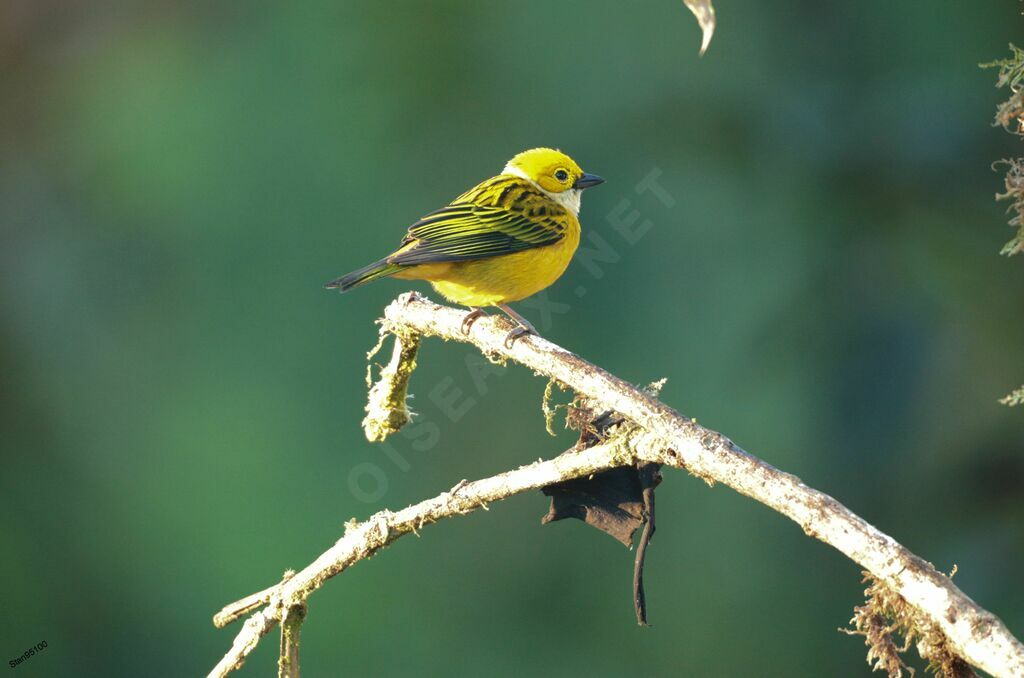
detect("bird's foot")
(496, 303), (538, 349)
(461, 308), (487, 335)
(503, 325), (534, 349)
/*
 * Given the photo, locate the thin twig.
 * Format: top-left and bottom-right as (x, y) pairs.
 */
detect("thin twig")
(208, 607), (278, 678)
(213, 584), (277, 629)
(209, 436), (640, 678)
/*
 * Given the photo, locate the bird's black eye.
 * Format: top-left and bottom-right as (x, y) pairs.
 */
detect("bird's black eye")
(554, 169), (569, 182)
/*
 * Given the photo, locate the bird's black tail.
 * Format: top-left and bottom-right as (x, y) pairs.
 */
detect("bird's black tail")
(324, 258), (402, 292)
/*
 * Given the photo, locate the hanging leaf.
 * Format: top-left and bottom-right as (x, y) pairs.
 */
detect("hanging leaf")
(541, 465), (656, 547)
(684, 0), (716, 55)
(539, 402), (665, 626)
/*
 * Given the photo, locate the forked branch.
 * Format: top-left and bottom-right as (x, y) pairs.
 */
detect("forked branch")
(208, 293), (1024, 678)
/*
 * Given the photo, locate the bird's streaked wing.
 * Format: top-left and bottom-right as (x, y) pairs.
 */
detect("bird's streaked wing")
(388, 201), (564, 266)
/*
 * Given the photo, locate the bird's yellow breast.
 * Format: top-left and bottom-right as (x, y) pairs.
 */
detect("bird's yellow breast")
(393, 219), (581, 307)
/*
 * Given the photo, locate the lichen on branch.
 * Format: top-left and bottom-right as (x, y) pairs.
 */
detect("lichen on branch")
(982, 45), (1024, 407)
(983, 45), (1024, 257)
(845, 572), (978, 678)
(993, 158), (1024, 257)
(362, 326), (421, 441)
(983, 44), (1024, 134)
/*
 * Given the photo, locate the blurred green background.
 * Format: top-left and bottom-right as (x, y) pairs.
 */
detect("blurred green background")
(2, 1), (1023, 676)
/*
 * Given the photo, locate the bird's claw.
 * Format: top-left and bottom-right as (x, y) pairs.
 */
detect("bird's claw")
(495, 303), (537, 348)
(503, 326), (533, 349)
(461, 308), (486, 335)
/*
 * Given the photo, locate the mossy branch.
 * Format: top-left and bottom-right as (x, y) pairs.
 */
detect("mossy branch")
(207, 293), (1024, 678)
(277, 601), (306, 678)
(363, 327), (421, 441)
(845, 572), (979, 678)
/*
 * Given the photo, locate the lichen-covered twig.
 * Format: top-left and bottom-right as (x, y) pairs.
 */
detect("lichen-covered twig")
(208, 293), (1024, 678)
(278, 600), (306, 678)
(208, 435), (641, 678)
(208, 607), (278, 678)
(362, 326), (421, 441)
(213, 582), (279, 629)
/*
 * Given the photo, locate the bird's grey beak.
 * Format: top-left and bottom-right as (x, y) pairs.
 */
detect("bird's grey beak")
(573, 173), (605, 189)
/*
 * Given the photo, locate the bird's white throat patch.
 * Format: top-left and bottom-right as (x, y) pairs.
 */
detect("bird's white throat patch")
(502, 164), (582, 216)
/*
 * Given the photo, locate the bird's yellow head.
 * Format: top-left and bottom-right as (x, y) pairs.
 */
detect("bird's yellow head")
(502, 148), (604, 214)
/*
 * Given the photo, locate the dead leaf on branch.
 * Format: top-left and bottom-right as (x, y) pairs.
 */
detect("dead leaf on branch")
(684, 0), (716, 55)
(541, 465), (659, 548)
(540, 398), (664, 625)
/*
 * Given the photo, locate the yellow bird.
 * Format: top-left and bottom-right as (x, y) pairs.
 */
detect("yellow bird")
(325, 148), (604, 346)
